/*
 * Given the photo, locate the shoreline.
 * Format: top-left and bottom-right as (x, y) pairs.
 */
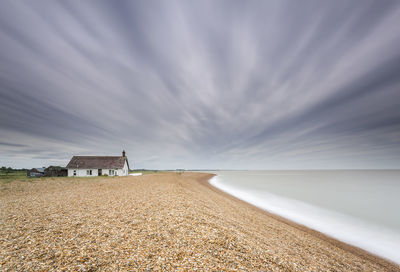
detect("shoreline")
(199, 173), (400, 271)
(2, 172), (399, 271)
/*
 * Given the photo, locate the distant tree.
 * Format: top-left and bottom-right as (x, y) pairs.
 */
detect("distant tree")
(0, 166), (6, 172)
(5, 167), (13, 175)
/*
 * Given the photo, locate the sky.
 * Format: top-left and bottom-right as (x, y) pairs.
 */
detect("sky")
(0, 0), (400, 170)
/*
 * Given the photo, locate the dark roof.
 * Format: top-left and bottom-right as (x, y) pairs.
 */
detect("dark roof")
(66, 156), (129, 169)
(46, 166), (66, 170)
(29, 168), (45, 173)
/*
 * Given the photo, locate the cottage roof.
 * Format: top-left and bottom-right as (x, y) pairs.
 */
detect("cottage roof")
(66, 156), (129, 169)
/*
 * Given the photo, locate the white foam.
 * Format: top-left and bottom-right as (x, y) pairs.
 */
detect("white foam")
(209, 175), (400, 264)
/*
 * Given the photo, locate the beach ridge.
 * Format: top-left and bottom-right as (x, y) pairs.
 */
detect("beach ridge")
(1, 172), (398, 271)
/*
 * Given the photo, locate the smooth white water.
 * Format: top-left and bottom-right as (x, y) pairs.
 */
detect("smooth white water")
(209, 170), (400, 264)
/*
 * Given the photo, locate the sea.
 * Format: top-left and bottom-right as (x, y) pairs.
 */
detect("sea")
(208, 170), (400, 264)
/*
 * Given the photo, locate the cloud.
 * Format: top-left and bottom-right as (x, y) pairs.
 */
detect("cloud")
(0, 0), (400, 169)
(0, 142), (27, 147)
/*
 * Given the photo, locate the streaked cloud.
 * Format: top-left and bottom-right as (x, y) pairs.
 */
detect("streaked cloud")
(0, 0), (399, 169)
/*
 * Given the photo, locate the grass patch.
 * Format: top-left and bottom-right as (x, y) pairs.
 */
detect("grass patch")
(0, 171), (31, 183)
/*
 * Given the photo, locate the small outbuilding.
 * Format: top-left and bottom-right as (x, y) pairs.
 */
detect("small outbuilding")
(44, 166), (68, 177)
(66, 150), (130, 177)
(27, 168), (45, 177)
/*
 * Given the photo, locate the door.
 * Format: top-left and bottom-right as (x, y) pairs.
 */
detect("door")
(98, 169), (102, 176)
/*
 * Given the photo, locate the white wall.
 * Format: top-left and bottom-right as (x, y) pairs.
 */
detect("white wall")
(103, 161), (129, 176)
(120, 160), (129, 176)
(68, 164), (128, 177)
(68, 169), (98, 177)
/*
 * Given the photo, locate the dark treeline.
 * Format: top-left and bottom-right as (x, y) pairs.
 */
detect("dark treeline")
(0, 166), (28, 172)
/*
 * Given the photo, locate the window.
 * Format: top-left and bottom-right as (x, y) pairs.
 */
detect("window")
(86, 170), (92, 175)
(73, 170), (76, 176)
(109, 169), (114, 175)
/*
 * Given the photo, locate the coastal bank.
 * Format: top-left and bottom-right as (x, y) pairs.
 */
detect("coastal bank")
(0, 172), (398, 271)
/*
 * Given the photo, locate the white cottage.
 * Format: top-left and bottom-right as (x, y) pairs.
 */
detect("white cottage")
(66, 151), (130, 177)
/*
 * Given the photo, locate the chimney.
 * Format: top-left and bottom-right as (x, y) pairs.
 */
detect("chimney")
(122, 150), (126, 157)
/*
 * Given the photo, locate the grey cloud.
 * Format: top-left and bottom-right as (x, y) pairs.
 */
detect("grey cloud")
(0, 142), (26, 147)
(0, 0), (399, 169)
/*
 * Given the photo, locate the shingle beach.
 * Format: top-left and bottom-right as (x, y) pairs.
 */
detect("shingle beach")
(1, 173), (398, 271)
